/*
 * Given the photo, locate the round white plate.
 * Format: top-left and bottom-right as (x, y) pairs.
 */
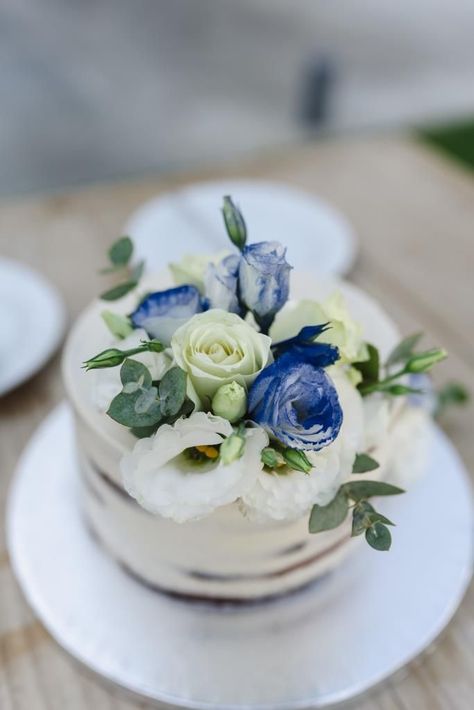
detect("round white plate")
(0, 258), (66, 396)
(7, 404), (473, 709)
(125, 180), (358, 276)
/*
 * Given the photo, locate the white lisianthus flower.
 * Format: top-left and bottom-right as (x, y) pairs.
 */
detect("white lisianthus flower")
(171, 309), (272, 407)
(386, 407), (431, 489)
(362, 393), (391, 451)
(241, 368), (364, 522)
(270, 292), (368, 364)
(121, 412), (269, 522)
(169, 252), (229, 293)
(91, 329), (173, 411)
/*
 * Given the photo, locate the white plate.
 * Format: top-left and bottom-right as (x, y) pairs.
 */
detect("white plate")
(125, 180), (358, 276)
(0, 258), (66, 396)
(7, 403), (473, 709)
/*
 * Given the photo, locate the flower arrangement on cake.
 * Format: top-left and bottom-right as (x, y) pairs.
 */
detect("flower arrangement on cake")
(83, 196), (446, 553)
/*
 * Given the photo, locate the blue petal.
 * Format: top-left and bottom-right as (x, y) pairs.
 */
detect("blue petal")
(272, 323), (339, 367)
(130, 285), (204, 342)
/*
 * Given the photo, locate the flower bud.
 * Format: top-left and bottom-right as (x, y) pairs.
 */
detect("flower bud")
(83, 348), (127, 370)
(222, 196), (247, 250)
(220, 433), (245, 465)
(211, 381), (247, 423)
(261, 447), (285, 469)
(281, 447), (312, 473)
(405, 348), (447, 374)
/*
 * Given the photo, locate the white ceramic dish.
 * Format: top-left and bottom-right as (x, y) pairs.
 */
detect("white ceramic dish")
(125, 180), (358, 276)
(0, 258), (66, 396)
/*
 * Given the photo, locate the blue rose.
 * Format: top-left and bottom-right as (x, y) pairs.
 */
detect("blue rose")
(248, 354), (343, 450)
(205, 254), (240, 313)
(272, 324), (340, 367)
(239, 241), (292, 331)
(130, 285), (204, 345)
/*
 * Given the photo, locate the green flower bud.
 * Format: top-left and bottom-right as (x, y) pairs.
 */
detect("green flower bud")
(211, 381), (247, 423)
(220, 433), (245, 465)
(83, 348), (127, 370)
(222, 196), (247, 250)
(282, 447), (313, 474)
(144, 339), (165, 353)
(261, 447), (286, 469)
(405, 348), (447, 374)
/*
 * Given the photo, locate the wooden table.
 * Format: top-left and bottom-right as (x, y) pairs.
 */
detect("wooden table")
(1, 135), (473, 709)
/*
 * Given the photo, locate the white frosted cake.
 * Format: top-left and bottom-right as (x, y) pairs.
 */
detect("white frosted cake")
(63, 269), (431, 602)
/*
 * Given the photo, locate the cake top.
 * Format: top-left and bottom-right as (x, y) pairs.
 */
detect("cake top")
(68, 195), (446, 550)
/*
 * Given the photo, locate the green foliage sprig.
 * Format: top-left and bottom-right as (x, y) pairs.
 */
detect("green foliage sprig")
(106, 359), (190, 435)
(100, 236), (145, 301)
(309, 479), (404, 550)
(354, 333), (447, 397)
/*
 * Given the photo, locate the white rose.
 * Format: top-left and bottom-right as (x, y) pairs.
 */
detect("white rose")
(91, 329), (173, 411)
(241, 368), (364, 522)
(171, 309), (272, 407)
(271, 292), (368, 364)
(121, 411), (268, 522)
(169, 251), (229, 293)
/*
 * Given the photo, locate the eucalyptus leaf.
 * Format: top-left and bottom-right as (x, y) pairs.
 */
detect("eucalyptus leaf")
(100, 280), (137, 301)
(130, 423), (161, 439)
(107, 390), (162, 428)
(309, 490), (348, 534)
(386, 332), (423, 367)
(342, 480), (404, 502)
(354, 343), (379, 387)
(131, 260), (145, 283)
(352, 453), (380, 474)
(352, 501), (395, 536)
(108, 236), (133, 266)
(366, 522), (392, 551)
(120, 359), (152, 388)
(159, 367), (187, 418)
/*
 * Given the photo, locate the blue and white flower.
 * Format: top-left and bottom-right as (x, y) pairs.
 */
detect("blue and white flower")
(130, 285), (204, 345)
(248, 354), (343, 450)
(239, 241), (291, 329)
(272, 324), (340, 367)
(204, 254), (240, 313)
(242, 368), (363, 521)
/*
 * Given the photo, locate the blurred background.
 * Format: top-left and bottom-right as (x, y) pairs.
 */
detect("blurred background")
(2, 0), (474, 196)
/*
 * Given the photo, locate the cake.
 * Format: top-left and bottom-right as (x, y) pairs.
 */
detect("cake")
(62, 197), (443, 602)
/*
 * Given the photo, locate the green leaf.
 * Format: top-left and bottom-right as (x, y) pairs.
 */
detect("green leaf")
(120, 359), (152, 388)
(342, 480), (404, 502)
(435, 381), (470, 418)
(100, 280), (137, 301)
(354, 343), (380, 387)
(309, 490), (348, 534)
(366, 522), (392, 551)
(351, 501), (394, 536)
(101, 310), (133, 339)
(108, 236), (133, 266)
(159, 367), (187, 417)
(130, 423), (161, 439)
(107, 390), (162, 428)
(281, 448), (312, 474)
(386, 332), (423, 367)
(131, 259), (145, 283)
(352, 453), (380, 474)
